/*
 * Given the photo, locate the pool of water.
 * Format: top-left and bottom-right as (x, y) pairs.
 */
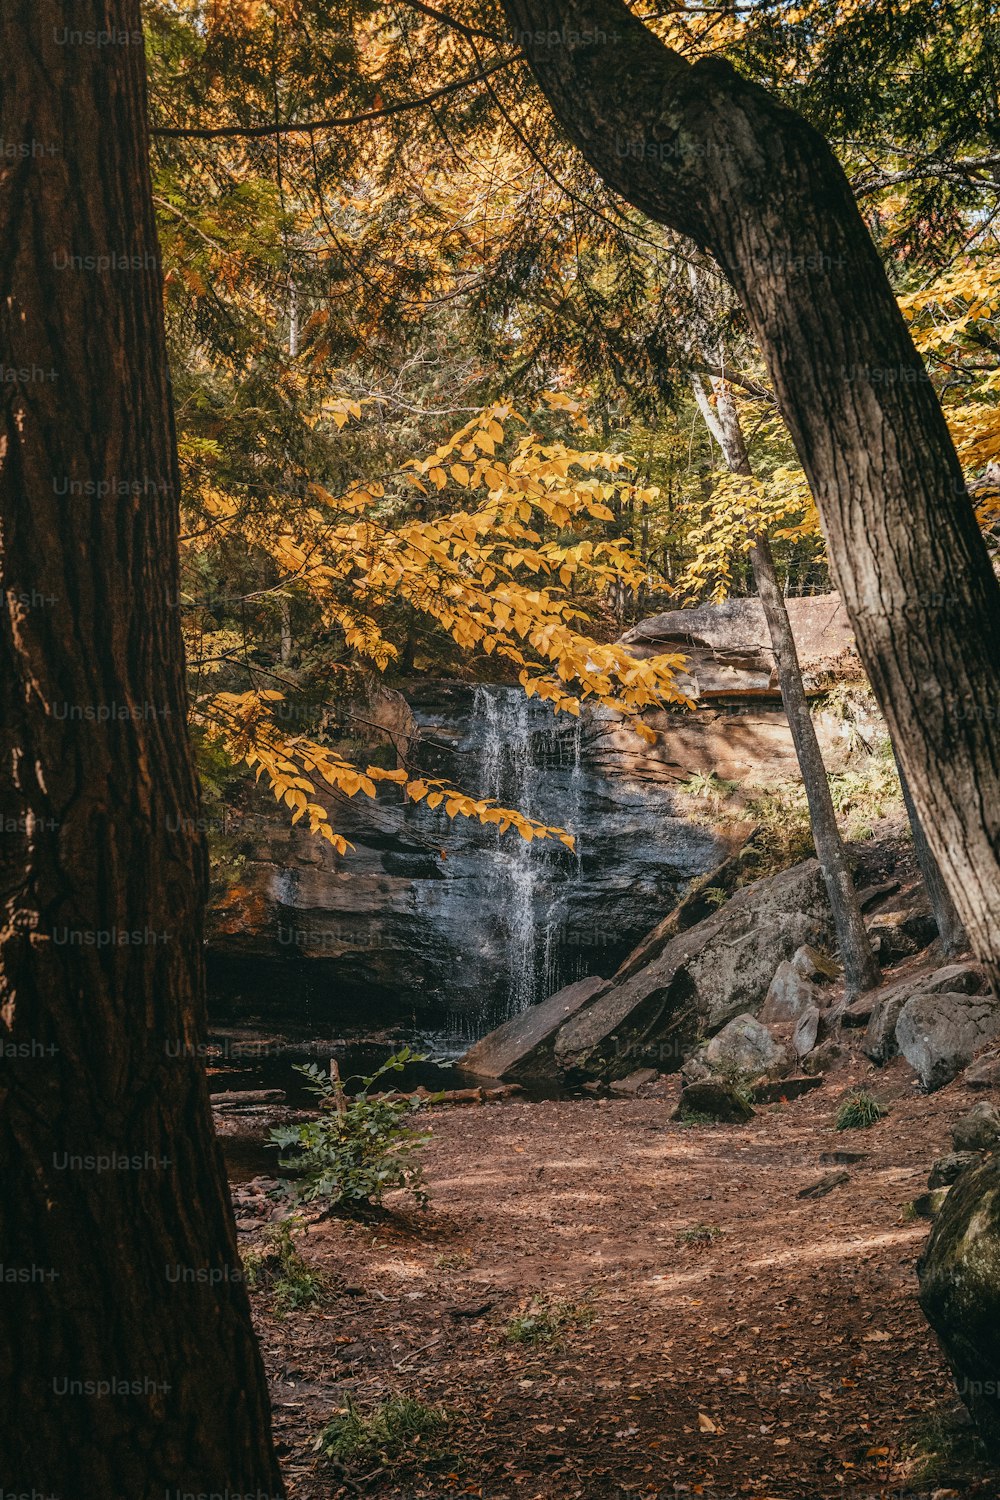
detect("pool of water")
(207, 1022), (566, 1182)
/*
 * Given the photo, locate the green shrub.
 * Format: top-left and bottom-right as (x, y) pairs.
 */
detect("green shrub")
(242, 1217), (325, 1313)
(314, 1396), (448, 1468)
(268, 1047), (439, 1210)
(835, 1089), (887, 1130)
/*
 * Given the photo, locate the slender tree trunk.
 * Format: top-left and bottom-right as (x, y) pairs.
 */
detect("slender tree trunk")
(691, 376), (879, 996)
(0, 4), (284, 1495)
(500, 0), (1000, 984)
(894, 753), (968, 956)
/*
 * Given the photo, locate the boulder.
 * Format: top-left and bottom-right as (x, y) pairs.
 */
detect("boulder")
(966, 1050), (1000, 1091)
(862, 987), (912, 1065)
(841, 992), (879, 1028)
(553, 858), (831, 1079)
(920, 962), (989, 996)
(760, 961), (821, 1023)
(928, 1152), (983, 1190)
(913, 1186), (952, 1219)
(672, 1078), (755, 1124)
(951, 1101), (1000, 1154)
(863, 963), (991, 1068)
(896, 993), (1000, 1092)
(701, 1013), (789, 1079)
(792, 1006), (822, 1059)
(459, 975), (608, 1082)
(866, 906), (938, 963)
(802, 1038), (849, 1075)
(918, 1158), (1000, 1452)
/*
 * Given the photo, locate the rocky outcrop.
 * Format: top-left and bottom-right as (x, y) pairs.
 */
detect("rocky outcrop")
(620, 594), (858, 700)
(459, 857), (831, 1083)
(207, 593), (869, 1032)
(552, 859), (831, 1080)
(896, 992), (1000, 1092)
(918, 1158), (1000, 1452)
(863, 962), (990, 1068)
(458, 976), (608, 1083)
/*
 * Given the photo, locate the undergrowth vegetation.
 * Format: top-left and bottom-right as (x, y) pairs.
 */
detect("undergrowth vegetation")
(268, 1048), (438, 1211)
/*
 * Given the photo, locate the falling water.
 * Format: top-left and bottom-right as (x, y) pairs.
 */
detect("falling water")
(471, 686), (586, 1031)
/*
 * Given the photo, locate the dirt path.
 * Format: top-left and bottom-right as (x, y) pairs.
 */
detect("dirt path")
(239, 1059), (999, 1500)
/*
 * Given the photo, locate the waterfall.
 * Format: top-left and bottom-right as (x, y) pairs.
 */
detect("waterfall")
(470, 685), (585, 1032)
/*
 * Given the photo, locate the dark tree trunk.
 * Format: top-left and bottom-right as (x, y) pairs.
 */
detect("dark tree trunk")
(500, 0), (1000, 982)
(691, 375), (879, 996)
(0, 4), (284, 1495)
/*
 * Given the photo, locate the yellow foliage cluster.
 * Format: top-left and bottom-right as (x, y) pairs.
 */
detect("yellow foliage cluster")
(187, 401), (687, 850)
(206, 688), (578, 854)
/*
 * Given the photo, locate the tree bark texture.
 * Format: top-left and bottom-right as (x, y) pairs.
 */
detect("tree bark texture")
(0, 4), (285, 1495)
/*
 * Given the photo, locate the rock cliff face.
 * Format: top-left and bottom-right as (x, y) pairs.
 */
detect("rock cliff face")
(207, 594), (862, 1039)
(208, 684), (735, 1037)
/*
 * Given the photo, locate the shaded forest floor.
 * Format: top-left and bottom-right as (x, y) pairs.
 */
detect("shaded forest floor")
(237, 1061), (1000, 1500)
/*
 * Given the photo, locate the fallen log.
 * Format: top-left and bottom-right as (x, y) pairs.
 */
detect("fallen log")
(210, 1089), (286, 1110)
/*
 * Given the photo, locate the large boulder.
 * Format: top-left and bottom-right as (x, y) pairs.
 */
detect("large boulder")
(759, 961), (820, 1023)
(552, 858), (832, 1079)
(862, 986), (913, 1065)
(918, 1158), (1000, 1452)
(458, 975), (608, 1083)
(951, 1101), (1000, 1154)
(672, 1078), (755, 1124)
(863, 962), (990, 1067)
(695, 1013), (789, 1080)
(896, 992), (1000, 1092)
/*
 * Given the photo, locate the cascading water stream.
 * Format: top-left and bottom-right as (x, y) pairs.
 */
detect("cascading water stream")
(471, 685), (586, 1031)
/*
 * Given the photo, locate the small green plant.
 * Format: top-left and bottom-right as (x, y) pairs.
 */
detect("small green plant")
(719, 1066), (756, 1113)
(836, 1089), (888, 1131)
(900, 1411), (989, 1486)
(503, 1295), (590, 1345)
(242, 1217), (325, 1313)
(314, 1395), (449, 1469)
(674, 1109), (716, 1128)
(268, 1047), (439, 1210)
(676, 1222), (722, 1246)
(677, 770), (741, 810)
(702, 886), (729, 908)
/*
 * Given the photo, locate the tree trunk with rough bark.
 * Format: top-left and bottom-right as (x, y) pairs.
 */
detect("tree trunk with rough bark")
(0, 4), (284, 1495)
(500, 0), (1000, 983)
(691, 375), (879, 996)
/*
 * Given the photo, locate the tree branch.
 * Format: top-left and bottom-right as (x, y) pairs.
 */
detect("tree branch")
(152, 59), (518, 140)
